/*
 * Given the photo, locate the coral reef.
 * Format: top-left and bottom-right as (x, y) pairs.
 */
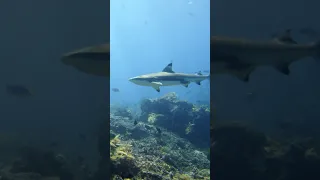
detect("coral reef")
(109, 93), (211, 179)
(211, 122), (320, 180)
(0, 147), (73, 180)
(140, 92), (210, 148)
(110, 135), (139, 178)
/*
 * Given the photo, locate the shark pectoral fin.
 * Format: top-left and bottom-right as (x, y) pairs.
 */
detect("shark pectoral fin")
(236, 73), (250, 82)
(180, 80), (190, 88)
(152, 86), (160, 92)
(151, 82), (161, 92)
(275, 63), (290, 75)
(224, 62), (254, 82)
(195, 81), (201, 85)
(151, 82), (163, 86)
(232, 67), (255, 82)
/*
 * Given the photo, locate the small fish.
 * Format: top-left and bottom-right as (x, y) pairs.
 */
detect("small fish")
(6, 84), (33, 97)
(156, 127), (162, 134)
(112, 88), (120, 92)
(188, 12), (194, 16)
(134, 119), (138, 126)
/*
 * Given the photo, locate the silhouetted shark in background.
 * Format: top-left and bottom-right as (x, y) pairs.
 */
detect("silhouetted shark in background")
(61, 29), (320, 81)
(61, 43), (110, 77)
(211, 29), (320, 81)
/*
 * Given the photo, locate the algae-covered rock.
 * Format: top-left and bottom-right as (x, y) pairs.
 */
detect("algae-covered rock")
(110, 135), (139, 178)
(140, 92), (210, 148)
(110, 115), (149, 140)
(211, 123), (268, 180)
(0, 146), (73, 180)
(109, 93), (210, 179)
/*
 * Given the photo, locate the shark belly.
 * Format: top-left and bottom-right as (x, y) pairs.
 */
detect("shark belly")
(160, 80), (183, 86)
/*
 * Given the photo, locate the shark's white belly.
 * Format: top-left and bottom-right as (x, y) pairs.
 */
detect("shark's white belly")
(134, 80), (184, 87)
(160, 81), (182, 86)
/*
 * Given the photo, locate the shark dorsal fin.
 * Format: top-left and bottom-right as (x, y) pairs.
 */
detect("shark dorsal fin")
(162, 63), (175, 73)
(273, 29), (297, 44)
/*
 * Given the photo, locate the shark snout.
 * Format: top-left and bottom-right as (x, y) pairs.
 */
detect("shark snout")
(129, 77), (139, 84)
(128, 77), (136, 82)
(128, 76), (150, 86)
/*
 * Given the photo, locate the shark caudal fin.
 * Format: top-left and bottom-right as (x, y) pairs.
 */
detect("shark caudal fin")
(314, 41), (320, 61)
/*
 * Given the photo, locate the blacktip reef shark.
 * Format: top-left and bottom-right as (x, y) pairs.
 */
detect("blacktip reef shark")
(60, 29), (320, 82)
(211, 29), (320, 81)
(128, 63), (210, 92)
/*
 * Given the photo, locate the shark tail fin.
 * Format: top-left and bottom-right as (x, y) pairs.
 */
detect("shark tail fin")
(313, 41), (320, 61)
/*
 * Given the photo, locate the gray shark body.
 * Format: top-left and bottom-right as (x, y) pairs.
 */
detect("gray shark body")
(61, 43), (110, 77)
(211, 30), (320, 81)
(129, 63), (210, 92)
(60, 30), (320, 82)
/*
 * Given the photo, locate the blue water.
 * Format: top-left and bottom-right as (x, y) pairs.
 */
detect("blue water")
(110, 0), (210, 105)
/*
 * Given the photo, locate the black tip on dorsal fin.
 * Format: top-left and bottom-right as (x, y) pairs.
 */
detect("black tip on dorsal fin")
(162, 63), (175, 73)
(273, 29), (297, 44)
